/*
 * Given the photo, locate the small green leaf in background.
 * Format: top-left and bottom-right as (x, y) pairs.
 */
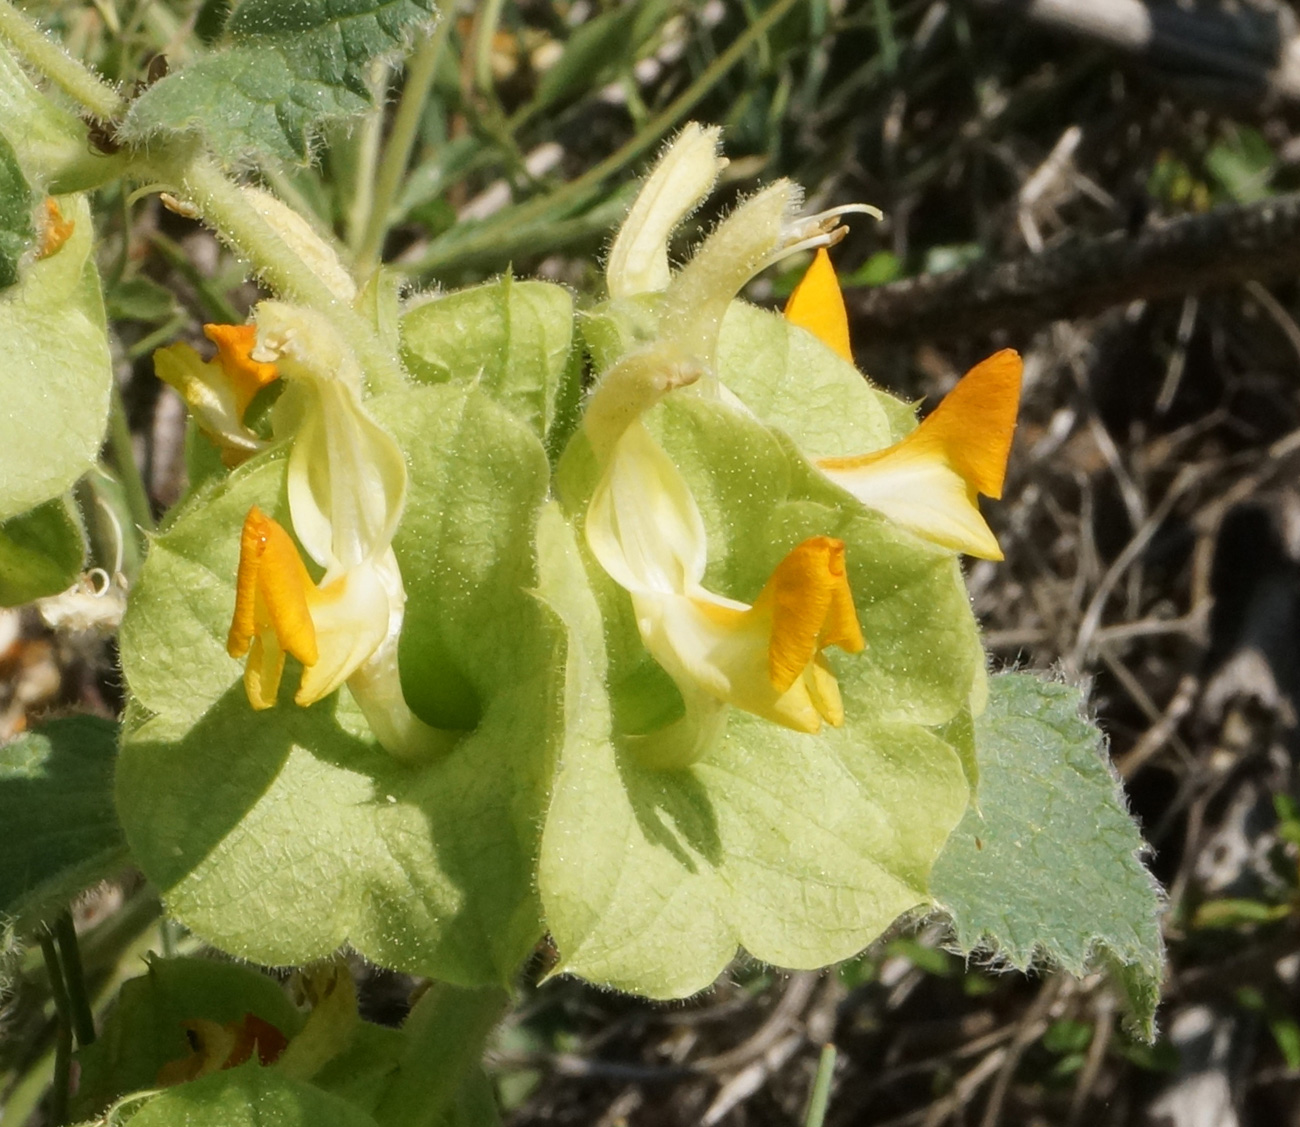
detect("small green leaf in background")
(106, 275), (180, 324)
(0, 130), (33, 290)
(74, 955), (304, 1120)
(0, 715), (125, 932)
(1205, 125), (1275, 205)
(122, 0), (439, 163)
(929, 673), (1165, 1039)
(0, 493), (85, 606)
(123, 1061), (378, 1127)
(0, 193), (113, 521)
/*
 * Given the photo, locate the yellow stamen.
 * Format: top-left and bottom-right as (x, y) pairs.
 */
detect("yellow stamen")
(35, 198), (74, 260)
(818, 349), (1022, 499)
(784, 247), (852, 364)
(227, 508), (320, 710)
(204, 324), (279, 416)
(753, 535), (865, 694)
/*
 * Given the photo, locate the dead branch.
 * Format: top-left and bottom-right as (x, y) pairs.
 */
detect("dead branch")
(847, 192), (1300, 341)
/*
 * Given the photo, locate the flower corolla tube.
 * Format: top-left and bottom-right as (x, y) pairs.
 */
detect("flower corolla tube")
(164, 302), (443, 760)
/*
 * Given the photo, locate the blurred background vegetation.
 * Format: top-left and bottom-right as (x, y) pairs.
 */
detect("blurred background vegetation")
(6, 0), (1300, 1124)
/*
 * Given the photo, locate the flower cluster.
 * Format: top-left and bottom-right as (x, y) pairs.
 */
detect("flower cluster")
(578, 124), (1021, 765)
(128, 121), (1025, 997)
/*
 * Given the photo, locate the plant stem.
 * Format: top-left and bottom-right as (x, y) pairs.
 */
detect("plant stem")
(407, 0), (804, 277)
(471, 0), (507, 98)
(38, 927), (73, 1125)
(342, 58), (391, 254)
(144, 148), (407, 395)
(355, 19), (451, 278)
(803, 1042), (837, 1127)
(54, 911), (97, 1047)
(108, 384), (155, 534)
(373, 983), (509, 1127)
(0, 0), (124, 119)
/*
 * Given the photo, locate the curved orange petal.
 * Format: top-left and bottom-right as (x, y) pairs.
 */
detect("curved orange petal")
(784, 247), (853, 363)
(753, 536), (865, 694)
(204, 324), (279, 416)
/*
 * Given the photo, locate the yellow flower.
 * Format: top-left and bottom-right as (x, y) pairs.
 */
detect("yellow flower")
(785, 248), (1022, 560)
(153, 323), (280, 464)
(226, 506), (389, 711)
(214, 303), (444, 759)
(584, 354), (865, 766)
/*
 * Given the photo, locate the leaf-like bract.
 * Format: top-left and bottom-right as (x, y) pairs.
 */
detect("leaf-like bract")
(0, 194), (112, 521)
(930, 673), (1165, 1039)
(122, 0), (439, 163)
(0, 715), (125, 932)
(117, 385), (555, 987)
(401, 276), (578, 444)
(0, 494), (85, 606)
(124, 1062), (378, 1127)
(537, 386), (978, 997)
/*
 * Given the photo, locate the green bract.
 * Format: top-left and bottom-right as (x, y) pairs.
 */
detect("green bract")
(0, 192), (112, 521)
(118, 381), (556, 987)
(535, 296), (981, 996)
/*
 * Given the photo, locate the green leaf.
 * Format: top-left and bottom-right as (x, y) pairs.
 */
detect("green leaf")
(929, 673), (1165, 1040)
(74, 955), (303, 1120)
(718, 301), (916, 449)
(400, 277), (577, 443)
(0, 193), (112, 521)
(117, 385), (555, 987)
(0, 715), (126, 932)
(122, 1062), (378, 1127)
(0, 494), (85, 606)
(0, 130), (33, 290)
(537, 394), (978, 997)
(122, 0), (438, 163)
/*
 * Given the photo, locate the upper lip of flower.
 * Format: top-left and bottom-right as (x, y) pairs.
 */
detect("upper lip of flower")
(152, 322), (281, 464)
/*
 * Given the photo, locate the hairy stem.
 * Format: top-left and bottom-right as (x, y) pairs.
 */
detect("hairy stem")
(0, 0), (124, 119)
(142, 147), (407, 395)
(108, 385), (155, 535)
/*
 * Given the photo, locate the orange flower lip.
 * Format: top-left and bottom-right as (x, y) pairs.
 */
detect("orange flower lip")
(784, 247), (853, 364)
(203, 323), (279, 416)
(755, 535), (865, 696)
(227, 505), (319, 668)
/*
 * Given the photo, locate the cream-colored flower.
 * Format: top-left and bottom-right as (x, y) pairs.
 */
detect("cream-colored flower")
(584, 352), (864, 767)
(220, 302), (444, 759)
